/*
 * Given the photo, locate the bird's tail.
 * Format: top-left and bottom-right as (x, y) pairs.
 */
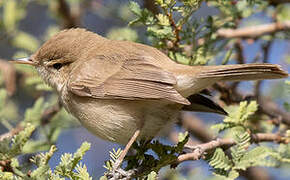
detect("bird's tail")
(197, 63), (288, 81)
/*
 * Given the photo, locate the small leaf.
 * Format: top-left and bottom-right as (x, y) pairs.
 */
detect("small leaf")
(3, 0), (17, 31)
(147, 171), (157, 180)
(129, 1), (142, 16)
(12, 31), (40, 52)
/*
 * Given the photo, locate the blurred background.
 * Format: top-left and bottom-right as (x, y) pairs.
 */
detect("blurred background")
(0, 0), (289, 179)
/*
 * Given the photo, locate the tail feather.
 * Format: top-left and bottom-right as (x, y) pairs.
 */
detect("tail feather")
(198, 64), (288, 81)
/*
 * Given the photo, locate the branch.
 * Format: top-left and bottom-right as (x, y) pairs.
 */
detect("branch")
(180, 113), (213, 142)
(0, 59), (16, 96)
(269, 0), (290, 5)
(110, 132), (288, 179)
(0, 125), (24, 141)
(57, 0), (80, 28)
(217, 21), (290, 38)
(175, 133), (288, 164)
(259, 97), (290, 126)
(41, 101), (62, 125)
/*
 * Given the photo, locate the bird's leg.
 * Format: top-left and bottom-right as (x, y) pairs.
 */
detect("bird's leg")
(113, 129), (141, 169)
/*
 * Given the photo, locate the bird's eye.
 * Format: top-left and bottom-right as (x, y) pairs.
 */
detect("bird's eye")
(52, 63), (62, 70)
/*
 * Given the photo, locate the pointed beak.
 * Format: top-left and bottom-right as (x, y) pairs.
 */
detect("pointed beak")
(10, 56), (36, 66)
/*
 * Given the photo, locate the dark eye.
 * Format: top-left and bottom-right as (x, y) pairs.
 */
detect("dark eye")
(52, 63), (62, 70)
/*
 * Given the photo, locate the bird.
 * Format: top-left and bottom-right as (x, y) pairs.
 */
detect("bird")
(12, 28), (288, 170)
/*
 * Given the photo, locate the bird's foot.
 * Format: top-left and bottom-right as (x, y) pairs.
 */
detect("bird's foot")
(106, 161), (135, 180)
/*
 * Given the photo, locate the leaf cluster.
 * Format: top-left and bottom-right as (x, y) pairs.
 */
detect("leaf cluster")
(207, 101), (290, 179)
(102, 132), (189, 179)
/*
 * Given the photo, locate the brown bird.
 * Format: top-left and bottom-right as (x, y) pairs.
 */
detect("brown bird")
(12, 28), (288, 169)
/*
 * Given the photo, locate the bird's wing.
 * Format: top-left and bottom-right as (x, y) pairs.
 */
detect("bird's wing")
(68, 56), (189, 105)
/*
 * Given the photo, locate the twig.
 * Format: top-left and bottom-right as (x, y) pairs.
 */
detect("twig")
(217, 21), (290, 38)
(234, 39), (245, 64)
(259, 97), (290, 126)
(213, 82), (246, 105)
(0, 160), (13, 173)
(41, 101), (62, 125)
(269, 0), (290, 5)
(180, 113), (213, 142)
(254, 38), (273, 98)
(166, 11), (181, 48)
(0, 59), (16, 96)
(175, 133), (288, 164)
(0, 125), (24, 141)
(57, 0), (80, 28)
(112, 132), (288, 179)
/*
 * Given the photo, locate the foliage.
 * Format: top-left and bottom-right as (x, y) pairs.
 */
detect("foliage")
(207, 101), (290, 179)
(0, 0), (289, 179)
(102, 131), (189, 179)
(0, 141), (91, 180)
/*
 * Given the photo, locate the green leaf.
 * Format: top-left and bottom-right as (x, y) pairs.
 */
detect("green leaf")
(234, 146), (274, 170)
(224, 101), (258, 125)
(228, 170), (239, 179)
(231, 130), (250, 163)
(129, 1), (142, 17)
(74, 163), (92, 180)
(29, 147), (60, 180)
(106, 27), (138, 41)
(23, 97), (46, 126)
(0, 89), (8, 111)
(208, 148), (232, 171)
(277, 4), (290, 22)
(147, 171), (157, 180)
(147, 26), (174, 39)
(222, 48), (233, 65)
(12, 31), (40, 52)
(0, 124), (35, 160)
(55, 142), (91, 178)
(3, 0), (17, 31)
(156, 14), (170, 26)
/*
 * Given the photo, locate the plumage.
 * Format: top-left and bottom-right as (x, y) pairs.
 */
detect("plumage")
(13, 28), (288, 144)
(68, 57), (190, 105)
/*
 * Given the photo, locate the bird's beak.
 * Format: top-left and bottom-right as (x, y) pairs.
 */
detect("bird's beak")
(10, 56), (36, 66)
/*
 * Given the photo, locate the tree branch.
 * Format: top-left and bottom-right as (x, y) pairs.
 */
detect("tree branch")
(175, 133), (288, 164)
(57, 0), (81, 28)
(0, 125), (24, 141)
(217, 21), (290, 38)
(0, 59), (16, 96)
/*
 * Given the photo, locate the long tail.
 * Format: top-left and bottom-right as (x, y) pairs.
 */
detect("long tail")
(198, 63), (288, 81)
(180, 63), (288, 115)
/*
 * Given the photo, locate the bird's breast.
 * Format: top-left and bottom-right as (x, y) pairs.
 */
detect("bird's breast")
(60, 89), (180, 144)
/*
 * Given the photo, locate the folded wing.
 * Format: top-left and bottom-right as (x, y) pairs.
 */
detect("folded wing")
(68, 56), (190, 105)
